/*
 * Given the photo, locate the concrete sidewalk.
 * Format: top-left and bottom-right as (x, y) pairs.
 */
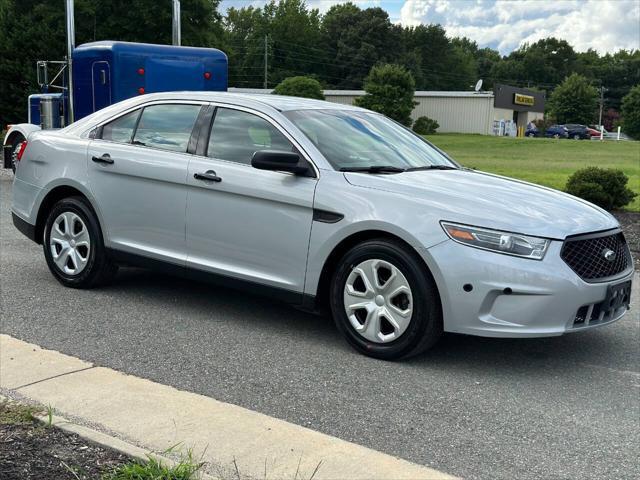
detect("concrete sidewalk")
(0, 334), (455, 479)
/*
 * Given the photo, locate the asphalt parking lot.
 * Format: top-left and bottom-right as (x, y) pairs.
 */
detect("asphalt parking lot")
(1, 171), (639, 480)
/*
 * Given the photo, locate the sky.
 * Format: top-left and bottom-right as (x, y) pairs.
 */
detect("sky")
(220, 0), (640, 55)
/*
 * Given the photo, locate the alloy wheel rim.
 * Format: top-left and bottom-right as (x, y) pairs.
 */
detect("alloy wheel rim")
(343, 259), (413, 343)
(49, 212), (91, 276)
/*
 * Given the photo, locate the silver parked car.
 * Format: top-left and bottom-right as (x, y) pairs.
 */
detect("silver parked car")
(11, 93), (634, 359)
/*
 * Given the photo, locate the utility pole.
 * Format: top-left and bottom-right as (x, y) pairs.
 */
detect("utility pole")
(172, 0), (181, 46)
(65, 0), (75, 123)
(598, 86), (607, 127)
(263, 35), (268, 89)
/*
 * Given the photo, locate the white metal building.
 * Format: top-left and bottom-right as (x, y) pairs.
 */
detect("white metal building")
(228, 86), (545, 135)
(324, 90), (497, 134)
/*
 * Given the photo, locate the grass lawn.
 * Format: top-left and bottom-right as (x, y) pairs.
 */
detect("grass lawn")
(426, 134), (640, 212)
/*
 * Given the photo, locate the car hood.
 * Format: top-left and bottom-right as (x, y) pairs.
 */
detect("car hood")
(343, 169), (618, 240)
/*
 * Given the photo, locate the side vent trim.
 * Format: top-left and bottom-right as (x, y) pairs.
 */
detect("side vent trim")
(313, 209), (344, 224)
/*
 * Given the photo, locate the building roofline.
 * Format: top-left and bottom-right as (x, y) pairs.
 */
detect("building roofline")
(229, 87), (494, 98)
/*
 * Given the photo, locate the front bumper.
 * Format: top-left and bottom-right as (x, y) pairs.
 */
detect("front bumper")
(423, 239), (633, 337)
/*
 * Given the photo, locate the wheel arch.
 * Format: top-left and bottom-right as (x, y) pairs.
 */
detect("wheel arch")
(4, 130), (25, 146)
(3, 124), (41, 146)
(35, 184), (102, 245)
(314, 229), (441, 311)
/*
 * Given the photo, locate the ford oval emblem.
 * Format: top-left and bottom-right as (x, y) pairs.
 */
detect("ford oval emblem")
(603, 249), (616, 262)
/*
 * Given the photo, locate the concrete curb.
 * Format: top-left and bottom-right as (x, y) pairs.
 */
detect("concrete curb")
(1, 334), (457, 480)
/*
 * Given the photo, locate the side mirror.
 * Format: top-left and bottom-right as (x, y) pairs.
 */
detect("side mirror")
(251, 150), (311, 176)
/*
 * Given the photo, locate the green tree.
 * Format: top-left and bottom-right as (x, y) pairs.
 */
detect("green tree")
(224, 0), (323, 88)
(547, 73), (598, 124)
(355, 64), (416, 126)
(621, 84), (640, 139)
(321, 3), (401, 89)
(89, 0), (224, 47)
(591, 50), (640, 110)
(224, 5), (267, 87)
(489, 38), (577, 90)
(403, 24), (459, 90)
(448, 37), (480, 90)
(475, 47), (501, 89)
(273, 76), (324, 99)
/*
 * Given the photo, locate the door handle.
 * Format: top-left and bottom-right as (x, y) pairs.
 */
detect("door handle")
(92, 154), (114, 164)
(194, 170), (222, 182)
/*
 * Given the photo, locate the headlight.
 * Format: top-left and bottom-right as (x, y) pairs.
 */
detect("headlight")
(441, 222), (550, 260)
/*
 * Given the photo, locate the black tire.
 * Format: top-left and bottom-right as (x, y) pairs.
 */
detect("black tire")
(329, 239), (442, 360)
(43, 196), (117, 288)
(9, 133), (25, 173)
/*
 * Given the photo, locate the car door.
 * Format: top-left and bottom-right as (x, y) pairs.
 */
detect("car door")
(87, 102), (203, 265)
(185, 105), (318, 296)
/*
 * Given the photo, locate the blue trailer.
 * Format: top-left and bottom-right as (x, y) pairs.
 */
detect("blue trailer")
(4, 0), (228, 171)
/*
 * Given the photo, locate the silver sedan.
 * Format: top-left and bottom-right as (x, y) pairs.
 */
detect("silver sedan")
(11, 92), (634, 359)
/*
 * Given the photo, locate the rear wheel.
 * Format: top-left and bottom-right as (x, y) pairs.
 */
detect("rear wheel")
(8, 133), (25, 173)
(330, 239), (442, 360)
(43, 197), (117, 288)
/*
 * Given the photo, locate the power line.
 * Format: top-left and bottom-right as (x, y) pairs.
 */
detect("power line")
(225, 37), (590, 91)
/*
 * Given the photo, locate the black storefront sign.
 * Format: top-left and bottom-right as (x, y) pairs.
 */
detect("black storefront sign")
(494, 84), (545, 113)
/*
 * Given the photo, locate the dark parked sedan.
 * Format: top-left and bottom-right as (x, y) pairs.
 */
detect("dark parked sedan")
(525, 125), (540, 137)
(564, 124), (592, 140)
(544, 125), (569, 138)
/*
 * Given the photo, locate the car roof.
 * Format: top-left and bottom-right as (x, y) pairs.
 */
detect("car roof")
(129, 91), (367, 113)
(63, 91), (369, 136)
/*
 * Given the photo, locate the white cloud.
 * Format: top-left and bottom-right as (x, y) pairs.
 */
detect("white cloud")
(400, 0), (432, 26)
(399, 0), (640, 54)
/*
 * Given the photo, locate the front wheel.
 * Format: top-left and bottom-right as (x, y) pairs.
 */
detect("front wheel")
(330, 239), (442, 360)
(43, 197), (117, 288)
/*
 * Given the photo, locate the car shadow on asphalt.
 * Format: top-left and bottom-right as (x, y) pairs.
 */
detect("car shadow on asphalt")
(106, 267), (637, 375)
(107, 266), (340, 338)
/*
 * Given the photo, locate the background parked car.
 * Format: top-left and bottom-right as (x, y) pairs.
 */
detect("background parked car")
(544, 125), (569, 138)
(586, 126), (602, 137)
(525, 124), (540, 137)
(564, 124), (592, 140)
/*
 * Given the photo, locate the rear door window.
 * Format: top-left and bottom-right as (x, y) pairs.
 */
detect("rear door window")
(100, 109), (140, 143)
(132, 104), (202, 153)
(207, 108), (293, 165)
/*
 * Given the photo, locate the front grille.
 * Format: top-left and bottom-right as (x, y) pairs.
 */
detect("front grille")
(561, 231), (631, 281)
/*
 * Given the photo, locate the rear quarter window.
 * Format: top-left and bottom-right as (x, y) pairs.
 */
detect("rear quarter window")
(133, 104), (201, 153)
(100, 109), (140, 143)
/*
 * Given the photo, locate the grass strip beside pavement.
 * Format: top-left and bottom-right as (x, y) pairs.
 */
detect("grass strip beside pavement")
(0, 399), (126, 479)
(427, 134), (640, 212)
(102, 453), (205, 480)
(0, 399), (205, 480)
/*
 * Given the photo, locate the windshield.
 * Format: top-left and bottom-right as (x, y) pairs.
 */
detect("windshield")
(283, 109), (457, 171)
